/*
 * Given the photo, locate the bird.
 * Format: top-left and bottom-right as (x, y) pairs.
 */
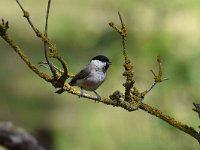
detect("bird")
(55, 55), (111, 100)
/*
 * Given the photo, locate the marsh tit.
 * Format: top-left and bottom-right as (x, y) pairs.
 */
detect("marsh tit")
(56, 55), (111, 100)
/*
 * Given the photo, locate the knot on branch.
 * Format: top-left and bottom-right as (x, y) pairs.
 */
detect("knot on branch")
(35, 29), (42, 37)
(109, 91), (139, 111)
(109, 90), (124, 105)
(123, 60), (133, 70)
(132, 87), (145, 100)
(49, 50), (58, 58)
(119, 28), (126, 38)
(0, 19), (9, 36)
(108, 89), (142, 111)
(23, 10), (30, 18)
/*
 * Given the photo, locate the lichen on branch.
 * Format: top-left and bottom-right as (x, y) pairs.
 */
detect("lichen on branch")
(0, 1), (200, 144)
(109, 12), (134, 103)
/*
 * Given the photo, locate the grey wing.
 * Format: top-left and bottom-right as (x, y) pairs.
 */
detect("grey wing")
(69, 66), (91, 86)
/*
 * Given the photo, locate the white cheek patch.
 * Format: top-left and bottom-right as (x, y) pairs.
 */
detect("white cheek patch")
(91, 60), (106, 71)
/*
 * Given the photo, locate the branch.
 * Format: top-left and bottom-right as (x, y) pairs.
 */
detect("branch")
(139, 103), (200, 143)
(109, 12), (134, 103)
(0, 19), (52, 82)
(0, 122), (45, 150)
(1, 2), (200, 144)
(15, 0), (70, 88)
(43, 0), (57, 79)
(143, 55), (169, 95)
(108, 12), (200, 143)
(38, 61), (64, 74)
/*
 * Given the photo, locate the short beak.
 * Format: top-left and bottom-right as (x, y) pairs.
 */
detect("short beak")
(108, 61), (112, 65)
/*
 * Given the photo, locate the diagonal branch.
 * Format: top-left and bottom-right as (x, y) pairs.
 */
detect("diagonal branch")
(0, 20), (52, 82)
(139, 103), (200, 143)
(16, 0), (35, 33)
(16, 0), (70, 87)
(15, 0), (56, 56)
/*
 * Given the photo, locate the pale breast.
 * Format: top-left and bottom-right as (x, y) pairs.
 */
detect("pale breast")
(76, 70), (106, 91)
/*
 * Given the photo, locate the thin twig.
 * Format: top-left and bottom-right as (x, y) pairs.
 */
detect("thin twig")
(44, 0), (51, 36)
(38, 61), (64, 74)
(16, 0), (36, 33)
(43, 0), (69, 86)
(147, 70), (168, 93)
(118, 11), (124, 26)
(117, 12), (127, 55)
(44, 0), (57, 79)
(144, 56), (169, 95)
(146, 81), (156, 93)
(16, 0), (55, 52)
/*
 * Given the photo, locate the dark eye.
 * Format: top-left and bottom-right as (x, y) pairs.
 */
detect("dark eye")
(103, 64), (109, 72)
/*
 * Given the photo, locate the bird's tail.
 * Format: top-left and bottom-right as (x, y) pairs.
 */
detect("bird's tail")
(55, 88), (65, 94)
(55, 81), (75, 94)
(69, 81), (75, 86)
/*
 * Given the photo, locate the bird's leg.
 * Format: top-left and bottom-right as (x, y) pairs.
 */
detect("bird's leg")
(79, 88), (84, 98)
(93, 91), (101, 101)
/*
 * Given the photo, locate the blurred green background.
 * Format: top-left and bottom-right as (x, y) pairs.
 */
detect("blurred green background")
(1, 0), (200, 149)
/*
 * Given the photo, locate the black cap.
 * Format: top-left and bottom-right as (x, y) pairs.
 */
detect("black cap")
(91, 55), (111, 64)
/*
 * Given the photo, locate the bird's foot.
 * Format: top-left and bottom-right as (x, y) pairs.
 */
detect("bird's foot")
(78, 93), (83, 98)
(94, 91), (101, 102)
(78, 88), (84, 98)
